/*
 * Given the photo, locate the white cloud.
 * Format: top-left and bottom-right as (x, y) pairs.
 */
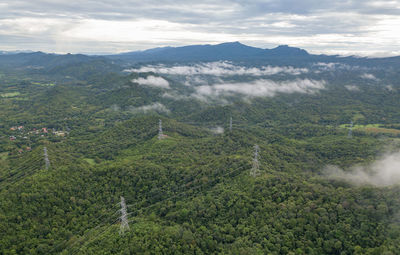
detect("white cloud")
(162, 92), (192, 100)
(313, 62), (354, 71)
(385, 85), (394, 91)
(360, 73), (378, 80)
(183, 76), (210, 86)
(126, 62), (309, 76)
(193, 79), (325, 98)
(1, 1), (400, 55)
(345, 85), (360, 91)
(110, 104), (120, 111)
(131, 75), (170, 89)
(62, 18), (237, 45)
(210, 126), (224, 134)
(128, 102), (170, 113)
(161, 78), (325, 103)
(324, 151), (400, 187)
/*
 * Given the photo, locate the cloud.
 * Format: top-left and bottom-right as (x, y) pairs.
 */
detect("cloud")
(183, 76), (210, 86)
(313, 62), (355, 71)
(345, 85), (360, 91)
(360, 73), (378, 80)
(161, 92), (192, 100)
(210, 126), (224, 134)
(126, 62), (309, 76)
(127, 102), (170, 113)
(324, 151), (400, 187)
(110, 104), (120, 111)
(385, 85), (394, 91)
(1, 1), (400, 55)
(161, 78), (325, 103)
(193, 79), (325, 98)
(131, 75), (170, 89)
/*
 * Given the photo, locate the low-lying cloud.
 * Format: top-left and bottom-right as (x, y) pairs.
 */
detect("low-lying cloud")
(360, 73), (377, 80)
(193, 79), (325, 98)
(324, 151), (400, 186)
(312, 62), (374, 73)
(127, 102), (170, 114)
(313, 62), (353, 71)
(131, 75), (170, 89)
(162, 92), (193, 101)
(126, 61), (309, 76)
(210, 126), (224, 134)
(345, 85), (360, 91)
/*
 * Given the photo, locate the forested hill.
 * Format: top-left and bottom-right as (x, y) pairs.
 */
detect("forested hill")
(0, 44), (400, 254)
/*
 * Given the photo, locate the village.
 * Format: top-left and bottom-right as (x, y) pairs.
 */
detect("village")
(5, 125), (69, 154)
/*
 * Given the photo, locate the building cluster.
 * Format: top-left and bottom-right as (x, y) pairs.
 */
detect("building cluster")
(8, 125), (68, 141)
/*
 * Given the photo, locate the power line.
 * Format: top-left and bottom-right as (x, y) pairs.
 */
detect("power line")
(250, 144), (260, 178)
(60, 142), (259, 252)
(68, 218), (120, 255)
(52, 206), (120, 253)
(67, 163), (244, 254)
(119, 196), (130, 235)
(0, 158), (44, 189)
(43, 147), (50, 169)
(126, 163), (250, 220)
(348, 120), (353, 139)
(158, 119), (164, 140)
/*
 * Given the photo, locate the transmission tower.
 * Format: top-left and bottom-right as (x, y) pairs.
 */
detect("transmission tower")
(119, 196), (130, 235)
(158, 119), (164, 140)
(348, 120), (353, 138)
(43, 147), (50, 169)
(250, 144), (260, 177)
(229, 116), (232, 132)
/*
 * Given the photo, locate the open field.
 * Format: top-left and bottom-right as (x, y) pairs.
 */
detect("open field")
(340, 123), (400, 135)
(0, 92), (20, 98)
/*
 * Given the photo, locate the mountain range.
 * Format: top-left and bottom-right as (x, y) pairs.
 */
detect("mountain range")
(1, 42), (400, 70)
(110, 42), (310, 62)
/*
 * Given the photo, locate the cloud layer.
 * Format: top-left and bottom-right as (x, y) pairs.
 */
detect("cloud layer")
(127, 102), (170, 113)
(193, 79), (325, 99)
(0, 1), (399, 55)
(131, 75), (170, 89)
(126, 62), (309, 76)
(210, 126), (224, 134)
(360, 73), (378, 80)
(345, 85), (360, 91)
(324, 151), (400, 186)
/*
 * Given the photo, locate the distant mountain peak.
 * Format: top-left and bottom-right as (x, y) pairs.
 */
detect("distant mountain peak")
(220, 41), (244, 46)
(269, 45), (309, 56)
(110, 42), (311, 62)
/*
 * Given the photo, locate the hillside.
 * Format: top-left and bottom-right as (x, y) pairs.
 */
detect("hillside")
(0, 44), (400, 254)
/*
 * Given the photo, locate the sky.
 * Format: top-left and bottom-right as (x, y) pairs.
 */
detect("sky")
(0, 0), (399, 56)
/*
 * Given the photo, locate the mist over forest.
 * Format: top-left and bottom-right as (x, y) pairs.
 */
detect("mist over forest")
(1, 0), (400, 252)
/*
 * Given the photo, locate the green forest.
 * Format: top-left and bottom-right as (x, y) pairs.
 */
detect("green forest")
(0, 53), (400, 254)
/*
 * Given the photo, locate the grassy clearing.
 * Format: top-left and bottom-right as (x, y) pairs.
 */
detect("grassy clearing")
(1, 92), (20, 98)
(0, 152), (8, 161)
(31, 82), (55, 86)
(340, 123), (400, 135)
(83, 158), (96, 165)
(362, 127), (400, 135)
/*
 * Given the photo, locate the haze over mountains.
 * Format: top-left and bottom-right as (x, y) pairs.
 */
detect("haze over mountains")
(1, 42), (400, 67)
(0, 41), (399, 82)
(111, 42), (310, 62)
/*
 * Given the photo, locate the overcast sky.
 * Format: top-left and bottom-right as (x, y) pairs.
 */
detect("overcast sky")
(0, 0), (399, 56)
